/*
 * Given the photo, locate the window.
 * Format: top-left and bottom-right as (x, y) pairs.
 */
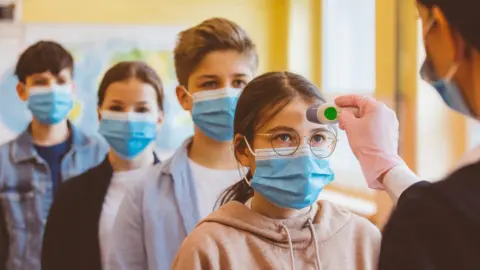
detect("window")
(321, 0), (375, 190)
(321, 0), (375, 94)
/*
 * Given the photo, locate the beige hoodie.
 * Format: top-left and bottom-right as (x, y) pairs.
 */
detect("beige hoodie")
(172, 200), (381, 270)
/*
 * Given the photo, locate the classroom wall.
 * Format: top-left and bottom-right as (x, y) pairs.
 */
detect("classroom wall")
(22, 0), (292, 74)
(25, 0), (462, 226)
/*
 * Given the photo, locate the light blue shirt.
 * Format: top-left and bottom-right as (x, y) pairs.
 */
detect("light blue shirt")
(109, 140), (204, 270)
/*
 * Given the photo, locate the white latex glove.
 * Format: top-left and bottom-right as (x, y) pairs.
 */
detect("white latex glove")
(335, 95), (405, 189)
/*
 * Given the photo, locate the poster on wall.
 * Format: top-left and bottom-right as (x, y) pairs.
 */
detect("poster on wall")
(0, 24), (193, 159)
(0, 22), (24, 144)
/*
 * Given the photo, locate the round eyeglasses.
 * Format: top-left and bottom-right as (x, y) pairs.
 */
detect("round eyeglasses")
(257, 129), (337, 158)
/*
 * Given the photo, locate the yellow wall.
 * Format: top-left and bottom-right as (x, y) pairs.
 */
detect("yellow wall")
(375, 0), (418, 227)
(373, 0), (397, 227)
(285, 0), (321, 85)
(22, 0), (292, 74)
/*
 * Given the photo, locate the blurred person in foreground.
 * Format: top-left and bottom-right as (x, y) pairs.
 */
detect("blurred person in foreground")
(335, 0), (480, 269)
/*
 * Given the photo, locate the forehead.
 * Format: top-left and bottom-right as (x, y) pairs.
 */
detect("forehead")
(258, 98), (326, 132)
(189, 50), (255, 79)
(103, 78), (158, 102)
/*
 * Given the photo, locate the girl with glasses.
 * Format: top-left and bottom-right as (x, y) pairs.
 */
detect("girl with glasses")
(172, 71), (380, 270)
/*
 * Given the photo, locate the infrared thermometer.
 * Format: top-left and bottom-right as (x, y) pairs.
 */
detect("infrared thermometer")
(306, 103), (359, 124)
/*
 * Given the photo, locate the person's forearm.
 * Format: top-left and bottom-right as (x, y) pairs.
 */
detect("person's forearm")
(383, 164), (423, 204)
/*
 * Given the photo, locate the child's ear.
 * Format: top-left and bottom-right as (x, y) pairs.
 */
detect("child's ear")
(71, 82), (77, 97)
(16, 83), (28, 101)
(157, 110), (164, 125)
(175, 86), (192, 111)
(234, 134), (250, 167)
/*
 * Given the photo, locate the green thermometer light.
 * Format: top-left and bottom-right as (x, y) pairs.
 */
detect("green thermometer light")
(306, 103), (341, 124)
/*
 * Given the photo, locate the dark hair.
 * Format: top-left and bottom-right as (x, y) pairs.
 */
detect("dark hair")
(97, 61), (165, 112)
(216, 71), (327, 207)
(15, 41), (74, 83)
(174, 17), (258, 87)
(418, 0), (480, 50)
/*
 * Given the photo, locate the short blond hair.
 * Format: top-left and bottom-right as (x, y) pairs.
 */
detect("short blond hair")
(174, 17), (258, 87)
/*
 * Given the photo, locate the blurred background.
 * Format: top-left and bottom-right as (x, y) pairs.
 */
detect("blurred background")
(0, 0), (475, 227)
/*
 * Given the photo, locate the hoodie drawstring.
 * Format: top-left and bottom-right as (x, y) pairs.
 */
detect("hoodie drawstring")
(280, 223), (296, 270)
(307, 218), (321, 270)
(280, 219), (321, 270)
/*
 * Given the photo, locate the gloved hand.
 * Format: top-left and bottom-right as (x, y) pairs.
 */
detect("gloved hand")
(335, 95), (405, 189)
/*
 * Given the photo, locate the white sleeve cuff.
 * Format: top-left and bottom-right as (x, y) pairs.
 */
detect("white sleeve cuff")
(383, 164), (422, 204)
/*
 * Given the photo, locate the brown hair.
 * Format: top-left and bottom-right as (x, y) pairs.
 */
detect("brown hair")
(174, 17), (258, 87)
(418, 0), (480, 50)
(216, 72), (328, 207)
(97, 61), (164, 112)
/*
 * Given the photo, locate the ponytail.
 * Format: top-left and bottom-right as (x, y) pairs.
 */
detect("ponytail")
(215, 171), (254, 209)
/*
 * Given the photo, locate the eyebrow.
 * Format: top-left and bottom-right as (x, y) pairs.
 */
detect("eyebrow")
(265, 125), (296, 133)
(110, 99), (124, 104)
(31, 77), (49, 82)
(196, 75), (217, 81)
(31, 74), (69, 82)
(264, 126), (331, 134)
(232, 73), (249, 78)
(110, 100), (151, 105)
(196, 73), (249, 81)
(30, 74), (50, 80)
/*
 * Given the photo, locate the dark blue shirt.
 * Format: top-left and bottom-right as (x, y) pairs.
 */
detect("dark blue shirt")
(34, 138), (71, 194)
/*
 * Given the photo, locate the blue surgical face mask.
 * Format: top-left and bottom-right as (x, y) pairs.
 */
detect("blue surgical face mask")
(421, 17), (474, 117)
(99, 111), (157, 160)
(186, 87), (241, 142)
(245, 143), (335, 210)
(420, 59), (473, 117)
(27, 85), (74, 124)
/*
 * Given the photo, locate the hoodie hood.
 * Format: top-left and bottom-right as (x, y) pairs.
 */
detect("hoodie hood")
(198, 200), (352, 250)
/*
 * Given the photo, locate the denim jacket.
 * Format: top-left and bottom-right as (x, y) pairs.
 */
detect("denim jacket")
(0, 123), (108, 270)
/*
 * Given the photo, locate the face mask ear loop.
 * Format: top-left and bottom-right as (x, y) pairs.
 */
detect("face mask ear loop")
(242, 136), (256, 186)
(422, 11), (461, 84)
(422, 14), (435, 63)
(241, 166), (251, 186)
(422, 17), (435, 41)
(243, 136), (256, 157)
(181, 86), (194, 99)
(445, 63), (460, 82)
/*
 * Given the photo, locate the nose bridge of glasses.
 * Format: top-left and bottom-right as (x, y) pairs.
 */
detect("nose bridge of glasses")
(302, 135), (311, 145)
(293, 135), (321, 150)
